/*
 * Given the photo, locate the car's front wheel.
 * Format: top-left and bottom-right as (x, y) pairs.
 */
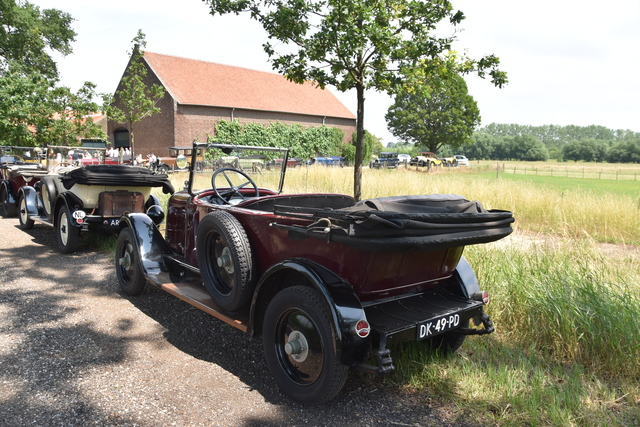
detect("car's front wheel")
(56, 205), (80, 253)
(263, 286), (348, 404)
(115, 227), (147, 296)
(17, 195), (34, 230)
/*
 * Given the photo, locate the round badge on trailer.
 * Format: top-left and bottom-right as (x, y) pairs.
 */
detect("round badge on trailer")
(72, 210), (86, 220)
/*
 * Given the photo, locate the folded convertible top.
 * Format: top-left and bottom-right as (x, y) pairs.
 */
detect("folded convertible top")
(272, 194), (515, 251)
(60, 165), (175, 194)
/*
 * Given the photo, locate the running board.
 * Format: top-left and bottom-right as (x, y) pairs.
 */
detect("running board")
(27, 215), (54, 227)
(145, 270), (250, 333)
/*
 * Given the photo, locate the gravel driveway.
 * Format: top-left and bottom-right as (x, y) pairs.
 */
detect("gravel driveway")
(0, 218), (467, 426)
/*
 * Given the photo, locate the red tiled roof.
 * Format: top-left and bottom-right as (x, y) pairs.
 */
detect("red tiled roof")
(142, 51), (355, 120)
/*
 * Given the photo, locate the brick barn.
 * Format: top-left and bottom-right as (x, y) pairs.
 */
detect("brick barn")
(107, 51), (356, 158)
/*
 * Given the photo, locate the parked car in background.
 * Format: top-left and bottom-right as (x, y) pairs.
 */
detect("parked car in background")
(454, 155), (470, 166)
(370, 152), (399, 169)
(266, 158), (302, 169)
(16, 146), (174, 253)
(312, 156), (345, 167)
(115, 141), (514, 404)
(1, 146), (46, 217)
(439, 155), (458, 167)
(397, 154), (411, 164)
(409, 152), (442, 168)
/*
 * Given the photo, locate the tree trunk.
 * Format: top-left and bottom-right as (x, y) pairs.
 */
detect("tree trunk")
(129, 120), (135, 163)
(353, 84), (365, 202)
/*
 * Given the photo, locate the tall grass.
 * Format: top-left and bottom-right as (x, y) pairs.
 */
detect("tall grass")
(469, 240), (640, 378)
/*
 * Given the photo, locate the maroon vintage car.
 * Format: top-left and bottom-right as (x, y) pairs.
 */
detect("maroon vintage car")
(1, 146), (47, 218)
(115, 142), (514, 404)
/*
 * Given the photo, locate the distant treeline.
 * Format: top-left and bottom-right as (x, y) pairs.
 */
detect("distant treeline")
(462, 123), (640, 163)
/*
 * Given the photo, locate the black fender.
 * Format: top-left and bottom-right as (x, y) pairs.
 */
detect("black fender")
(250, 258), (371, 366)
(145, 194), (161, 209)
(118, 213), (173, 281)
(445, 256), (481, 299)
(54, 192), (85, 229)
(18, 186), (40, 217)
(1, 180), (16, 205)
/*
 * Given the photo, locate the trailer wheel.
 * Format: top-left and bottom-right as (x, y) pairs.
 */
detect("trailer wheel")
(263, 286), (348, 404)
(196, 211), (254, 312)
(116, 227), (146, 296)
(18, 195), (34, 230)
(56, 205), (80, 253)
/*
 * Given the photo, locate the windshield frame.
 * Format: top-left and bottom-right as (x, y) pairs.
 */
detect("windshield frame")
(187, 142), (290, 196)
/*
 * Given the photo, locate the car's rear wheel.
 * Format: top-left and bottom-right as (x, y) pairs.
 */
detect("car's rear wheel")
(56, 205), (80, 253)
(17, 195), (34, 230)
(116, 227), (146, 296)
(263, 286), (348, 404)
(196, 211), (255, 312)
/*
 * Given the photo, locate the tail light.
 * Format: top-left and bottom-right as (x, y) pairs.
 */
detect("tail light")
(350, 319), (370, 338)
(472, 291), (490, 305)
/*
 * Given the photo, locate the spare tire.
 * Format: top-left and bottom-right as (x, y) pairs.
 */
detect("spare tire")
(40, 176), (58, 218)
(196, 210), (255, 312)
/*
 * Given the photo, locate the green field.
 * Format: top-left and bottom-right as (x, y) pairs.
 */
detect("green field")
(153, 164), (640, 426)
(479, 170), (640, 198)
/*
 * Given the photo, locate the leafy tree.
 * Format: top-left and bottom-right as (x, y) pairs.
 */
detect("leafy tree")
(513, 135), (549, 161)
(105, 30), (165, 158)
(477, 123), (635, 155)
(562, 139), (608, 162)
(0, 66), (103, 146)
(0, 66), (51, 145)
(0, 0), (75, 79)
(41, 82), (106, 145)
(385, 72), (480, 153)
(204, 0), (506, 200)
(0, 1), (87, 146)
(606, 139), (640, 163)
(466, 132), (497, 160)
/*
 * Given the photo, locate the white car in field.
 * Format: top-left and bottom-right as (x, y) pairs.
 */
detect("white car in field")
(454, 155), (469, 166)
(397, 154), (411, 164)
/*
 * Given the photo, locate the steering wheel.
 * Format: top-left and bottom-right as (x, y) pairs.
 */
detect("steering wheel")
(211, 168), (259, 204)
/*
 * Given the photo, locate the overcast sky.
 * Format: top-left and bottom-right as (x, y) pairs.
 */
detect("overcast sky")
(30, 0), (640, 143)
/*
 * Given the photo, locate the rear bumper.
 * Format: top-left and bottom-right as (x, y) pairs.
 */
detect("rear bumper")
(357, 289), (494, 374)
(364, 289), (490, 346)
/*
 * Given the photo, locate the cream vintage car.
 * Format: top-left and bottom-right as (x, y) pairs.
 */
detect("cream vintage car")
(17, 146), (173, 253)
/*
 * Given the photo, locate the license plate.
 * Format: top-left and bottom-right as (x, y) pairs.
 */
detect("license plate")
(417, 313), (461, 340)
